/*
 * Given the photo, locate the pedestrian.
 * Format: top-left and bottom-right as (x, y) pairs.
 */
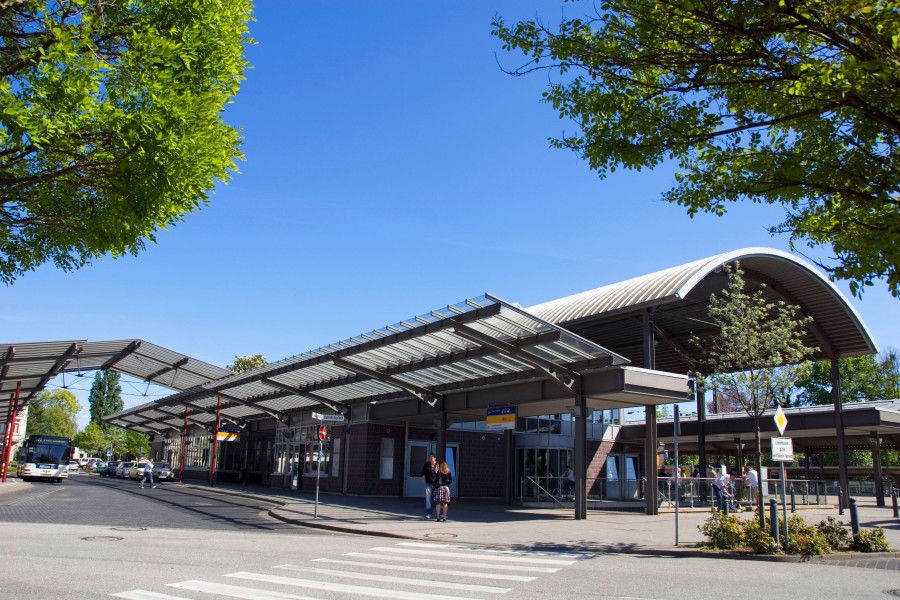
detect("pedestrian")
(711, 469), (735, 512)
(561, 465), (575, 500)
(743, 465), (759, 500)
(433, 460), (452, 522)
(140, 459), (156, 489)
(420, 453), (437, 519)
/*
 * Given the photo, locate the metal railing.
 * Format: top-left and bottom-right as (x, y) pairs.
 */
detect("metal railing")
(519, 476), (835, 508)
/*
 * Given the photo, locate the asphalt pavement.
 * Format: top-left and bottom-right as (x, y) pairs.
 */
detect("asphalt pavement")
(184, 479), (900, 564)
(3, 473), (898, 565)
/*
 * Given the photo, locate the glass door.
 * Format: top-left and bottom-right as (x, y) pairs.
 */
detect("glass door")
(405, 442), (458, 497)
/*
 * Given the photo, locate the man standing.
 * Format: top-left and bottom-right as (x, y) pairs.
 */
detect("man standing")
(420, 453), (437, 519)
(712, 469), (735, 512)
(140, 459), (156, 489)
(743, 465), (759, 501)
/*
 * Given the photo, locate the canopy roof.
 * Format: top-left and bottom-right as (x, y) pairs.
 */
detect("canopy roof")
(103, 294), (653, 433)
(0, 339), (231, 431)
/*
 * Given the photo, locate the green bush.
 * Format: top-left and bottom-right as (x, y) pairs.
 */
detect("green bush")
(854, 528), (890, 552)
(816, 517), (852, 551)
(742, 518), (778, 554)
(698, 512), (743, 549)
(787, 515), (830, 555)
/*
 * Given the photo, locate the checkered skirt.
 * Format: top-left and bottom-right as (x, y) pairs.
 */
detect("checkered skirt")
(432, 485), (451, 503)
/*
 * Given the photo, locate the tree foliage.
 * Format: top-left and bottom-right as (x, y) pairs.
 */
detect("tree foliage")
(226, 354), (267, 373)
(493, 1), (900, 297)
(88, 370), (123, 429)
(793, 349), (900, 405)
(73, 422), (108, 455)
(25, 389), (80, 438)
(0, 0), (252, 283)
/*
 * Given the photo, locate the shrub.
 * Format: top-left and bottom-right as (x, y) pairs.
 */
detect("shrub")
(787, 515), (830, 555)
(742, 518), (778, 554)
(816, 517), (852, 551)
(698, 512), (743, 549)
(854, 528), (890, 552)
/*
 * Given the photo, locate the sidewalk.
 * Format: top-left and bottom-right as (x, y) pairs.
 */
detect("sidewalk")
(193, 481), (900, 560)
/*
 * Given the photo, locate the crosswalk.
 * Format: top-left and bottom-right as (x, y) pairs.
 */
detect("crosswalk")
(110, 541), (590, 600)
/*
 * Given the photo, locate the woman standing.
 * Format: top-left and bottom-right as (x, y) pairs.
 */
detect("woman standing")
(433, 461), (453, 522)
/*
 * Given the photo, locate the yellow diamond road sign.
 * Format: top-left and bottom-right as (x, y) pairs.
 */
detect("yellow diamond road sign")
(774, 406), (788, 436)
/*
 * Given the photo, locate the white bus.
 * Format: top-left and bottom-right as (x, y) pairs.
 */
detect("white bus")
(17, 435), (73, 483)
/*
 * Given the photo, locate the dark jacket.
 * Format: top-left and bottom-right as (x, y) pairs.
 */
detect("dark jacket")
(434, 470), (452, 487)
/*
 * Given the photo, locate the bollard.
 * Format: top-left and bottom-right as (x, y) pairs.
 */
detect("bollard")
(838, 486), (844, 515)
(849, 497), (860, 536)
(790, 484), (796, 513)
(724, 496), (729, 516)
(892, 487), (899, 519)
(769, 499), (779, 547)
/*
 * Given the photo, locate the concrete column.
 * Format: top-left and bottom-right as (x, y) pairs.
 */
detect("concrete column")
(696, 378), (707, 485)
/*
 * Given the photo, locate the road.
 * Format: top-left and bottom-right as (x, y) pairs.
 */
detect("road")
(1, 475), (899, 600)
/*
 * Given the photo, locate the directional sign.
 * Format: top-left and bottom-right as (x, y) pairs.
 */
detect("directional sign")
(771, 437), (794, 461)
(773, 405), (788, 436)
(312, 412), (345, 423)
(486, 406), (516, 431)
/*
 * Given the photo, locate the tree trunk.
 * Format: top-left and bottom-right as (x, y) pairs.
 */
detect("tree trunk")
(755, 423), (764, 528)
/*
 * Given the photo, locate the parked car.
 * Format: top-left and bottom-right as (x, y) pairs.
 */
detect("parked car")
(129, 462), (148, 480)
(87, 459), (106, 472)
(66, 460), (79, 474)
(102, 461), (119, 477)
(152, 462), (175, 482)
(116, 461), (133, 478)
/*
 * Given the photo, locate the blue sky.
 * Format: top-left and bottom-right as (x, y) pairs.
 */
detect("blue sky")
(2, 1), (897, 429)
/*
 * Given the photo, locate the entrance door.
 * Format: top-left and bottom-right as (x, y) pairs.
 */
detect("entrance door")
(405, 441), (458, 498)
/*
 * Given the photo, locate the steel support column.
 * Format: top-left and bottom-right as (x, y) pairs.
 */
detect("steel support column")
(831, 359), (850, 510)
(871, 434), (885, 507)
(574, 388), (587, 520)
(209, 397), (221, 487)
(696, 378), (707, 483)
(179, 405), (189, 483)
(643, 310), (658, 515)
(1, 382), (21, 483)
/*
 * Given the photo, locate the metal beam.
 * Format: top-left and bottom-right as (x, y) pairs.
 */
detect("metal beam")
(449, 323), (579, 395)
(260, 378), (347, 416)
(144, 357), (189, 382)
(101, 340), (142, 371)
(333, 357), (441, 407)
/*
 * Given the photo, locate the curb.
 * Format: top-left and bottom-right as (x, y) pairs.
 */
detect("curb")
(186, 483), (899, 562)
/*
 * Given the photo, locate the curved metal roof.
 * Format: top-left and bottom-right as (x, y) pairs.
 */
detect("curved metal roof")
(528, 248), (877, 370)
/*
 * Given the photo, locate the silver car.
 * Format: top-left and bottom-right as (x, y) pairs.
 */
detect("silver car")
(116, 461), (133, 478)
(152, 462), (175, 483)
(129, 461), (148, 480)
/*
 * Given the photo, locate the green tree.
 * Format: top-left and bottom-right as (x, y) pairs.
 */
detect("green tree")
(25, 389), (81, 438)
(73, 422), (108, 456)
(88, 371), (124, 429)
(793, 350), (900, 405)
(493, 1), (900, 297)
(0, 0), (252, 284)
(226, 354), (268, 373)
(121, 429), (151, 459)
(694, 263), (816, 526)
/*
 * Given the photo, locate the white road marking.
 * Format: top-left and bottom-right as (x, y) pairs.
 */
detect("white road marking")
(368, 545), (577, 565)
(111, 591), (194, 600)
(269, 565), (511, 593)
(341, 551), (561, 573)
(224, 571), (474, 600)
(398, 541), (592, 559)
(168, 580), (318, 599)
(295, 558), (536, 581)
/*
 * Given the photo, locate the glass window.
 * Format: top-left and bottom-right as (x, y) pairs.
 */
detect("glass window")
(379, 438), (394, 479)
